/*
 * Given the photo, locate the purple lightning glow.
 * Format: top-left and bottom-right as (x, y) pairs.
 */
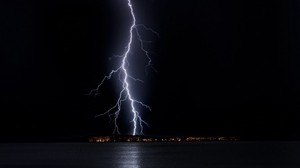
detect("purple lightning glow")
(89, 0), (157, 135)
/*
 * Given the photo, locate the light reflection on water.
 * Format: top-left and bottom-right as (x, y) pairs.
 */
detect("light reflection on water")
(113, 143), (141, 168)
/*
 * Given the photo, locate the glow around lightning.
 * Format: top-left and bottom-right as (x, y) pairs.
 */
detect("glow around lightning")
(89, 0), (157, 135)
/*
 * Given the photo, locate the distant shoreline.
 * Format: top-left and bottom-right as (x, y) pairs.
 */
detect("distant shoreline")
(89, 135), (239, 143)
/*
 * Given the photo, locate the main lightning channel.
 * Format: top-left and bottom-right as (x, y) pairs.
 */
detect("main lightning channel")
(89, 0), (157, 135)
(123, 0), (139, 136)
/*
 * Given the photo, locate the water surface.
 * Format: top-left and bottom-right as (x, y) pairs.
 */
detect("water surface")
(0, 142), (299, 168)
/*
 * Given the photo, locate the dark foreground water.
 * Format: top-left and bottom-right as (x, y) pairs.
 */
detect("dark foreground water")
(0, 142), (300, 168)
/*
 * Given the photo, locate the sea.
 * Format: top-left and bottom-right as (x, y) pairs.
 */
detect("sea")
(0, 142), (299, 168)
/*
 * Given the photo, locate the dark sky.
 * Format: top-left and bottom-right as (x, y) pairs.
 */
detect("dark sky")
(1, 0), (300, 141)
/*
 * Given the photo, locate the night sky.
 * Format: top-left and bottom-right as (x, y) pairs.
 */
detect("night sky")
(1, 0), (300, 141)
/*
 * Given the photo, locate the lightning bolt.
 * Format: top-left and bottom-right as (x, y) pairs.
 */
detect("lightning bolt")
(89, 0), (158, 135)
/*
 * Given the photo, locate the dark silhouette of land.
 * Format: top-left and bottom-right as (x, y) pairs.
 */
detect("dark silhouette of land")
(89, 135), (239, 142)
